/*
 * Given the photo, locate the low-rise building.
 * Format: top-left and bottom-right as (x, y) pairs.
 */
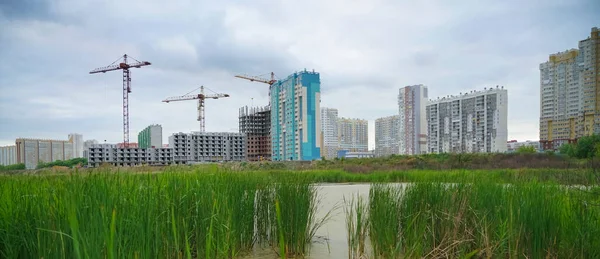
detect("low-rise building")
(169, 132), (246, 163)
(337, 150), (375, 159)
(506, 140), (541, 152)
(86, 144), (173, 167)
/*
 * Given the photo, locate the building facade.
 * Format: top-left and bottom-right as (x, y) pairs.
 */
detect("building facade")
(375, 115), (400, 157)
(337, 150), (375, 159)
(0, 145), (17, 166)
(16, 138), (75, 169)
(239, 106), (271, 161)
(539, 27), (600, 150)
(338, 118), (368, 152)
(398, 85), (428, 155)
(426, 87), (508, 153)
(320, 107), (339, 159)
(68, 133), (84, 158)
(138, 124), (163, 148)
(86, 144), (173, 167)
(270, 70), (322, 161)
(169, 132), (246, 163)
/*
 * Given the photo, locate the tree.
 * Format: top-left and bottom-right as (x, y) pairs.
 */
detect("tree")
(559, 143), (575, 157)
(516, 145), (536, 154)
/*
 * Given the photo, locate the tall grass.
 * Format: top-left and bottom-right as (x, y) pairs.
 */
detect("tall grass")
(0, 169), (325, 258)
(343, 194), (369, 259)
(347, 182), (600, 258)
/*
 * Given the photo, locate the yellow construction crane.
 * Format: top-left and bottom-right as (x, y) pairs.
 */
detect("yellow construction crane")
(162, 86), (230, 132)
(234, 72), (277, 105)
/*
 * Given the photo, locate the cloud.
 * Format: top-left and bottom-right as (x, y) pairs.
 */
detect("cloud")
(0, 0), (599, 148)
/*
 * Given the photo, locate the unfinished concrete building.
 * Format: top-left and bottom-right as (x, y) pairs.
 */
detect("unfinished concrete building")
(239, 106), (271, 161)
(86, 144), (174, 167)
(169, 132), (246, 163)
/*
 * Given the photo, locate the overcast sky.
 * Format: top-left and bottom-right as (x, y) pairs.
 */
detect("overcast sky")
(0, 0), (598, 149)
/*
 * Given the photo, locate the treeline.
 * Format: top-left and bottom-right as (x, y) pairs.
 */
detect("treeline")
(559, 135), (600, 159)
(0, 164), (25, 171)
(36, 158), (87, 169)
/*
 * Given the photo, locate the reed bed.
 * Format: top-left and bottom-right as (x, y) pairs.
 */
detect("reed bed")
(346, 182), (600, 258)
(0, 169), (325, 258)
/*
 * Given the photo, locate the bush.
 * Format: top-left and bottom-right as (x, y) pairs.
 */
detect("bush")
(0, 163), (25, 171)
(36, 158), (88, 169)
(516, 145), (536, 154)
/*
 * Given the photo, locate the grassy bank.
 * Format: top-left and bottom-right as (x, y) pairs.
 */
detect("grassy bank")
(345, 182), (600, 258)
(0, 170), (324, 258)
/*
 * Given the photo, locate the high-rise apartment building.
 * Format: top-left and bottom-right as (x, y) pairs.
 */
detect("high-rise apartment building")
(398, 85), (428, 154)
(426, 87), (508, 153)
(321, 107), (339, 159)
(338, 118), (368, 152)
(539, 27), (599, 150)
(0, 145), (17, 166)
(138, 124), (163, 148)
(16, 138), (75, 169)
(68, 133), (84, 158)
(375, 115), (400, 157)
(239, 105), (271, 161)
(270, 70), (322, 161)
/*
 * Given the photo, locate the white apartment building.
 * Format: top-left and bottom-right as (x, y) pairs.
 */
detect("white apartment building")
(0, 145), (17, 166)
(539, 27), (599, 150)
(320, 107), (339, 159)
(338, 118), (368, 152)
(398, 85), (428, 155)
(375, 115), (400, 157)
(68, 133), (84, 158)
(426, 87), (508, 153)
(507, 140), (541, 153)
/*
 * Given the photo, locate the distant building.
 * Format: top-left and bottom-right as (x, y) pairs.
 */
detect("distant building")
(398, 85), (428, 155)
(321, 107), (339, 159)
(337, 150), (375, 159)
(86, 144), (173, 167)
(507, 140), (541, 153)
(539, 27), (600, 150)
(68, 133), (84, 158)
(0, 145), (17, 166)
(169, 132), (246, 163)
(117, 143), (138, 148)
(138, 124), (163, 148)
(375, 115), (400, 157)
(270, 70), (322, 161)
(239, 106), (271, 161)
(338, 118), (368, 152)
(426, 87), (508, 153)
(16, 138), (75, 169)
(84, 140), (99, 150)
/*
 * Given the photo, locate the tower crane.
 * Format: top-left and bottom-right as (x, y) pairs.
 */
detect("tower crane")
(234, 72), (277, 105)
(162, 86), (230, 132)
(89, 54), (151, 147)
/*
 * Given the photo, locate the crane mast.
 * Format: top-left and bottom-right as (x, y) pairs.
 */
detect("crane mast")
(162, 86), (230, 132)
(89, 54), (151, 147)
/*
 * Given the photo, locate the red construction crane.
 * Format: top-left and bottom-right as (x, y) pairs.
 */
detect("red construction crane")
(162, 86), (230, 132)
(89, 54), (151, 147)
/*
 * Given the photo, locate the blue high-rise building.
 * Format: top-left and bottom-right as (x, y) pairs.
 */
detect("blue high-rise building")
(270, 70), (322, 161)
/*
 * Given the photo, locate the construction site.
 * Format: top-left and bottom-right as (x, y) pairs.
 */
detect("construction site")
(239, 105), (271, 161)
(81, 55), (313, 166)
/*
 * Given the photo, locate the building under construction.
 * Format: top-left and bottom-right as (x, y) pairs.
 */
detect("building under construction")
(239, 106), (271, 161)
(169, 132), (246, 163)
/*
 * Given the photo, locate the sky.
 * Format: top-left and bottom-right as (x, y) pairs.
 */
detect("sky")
(0, 0), (598, 149)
